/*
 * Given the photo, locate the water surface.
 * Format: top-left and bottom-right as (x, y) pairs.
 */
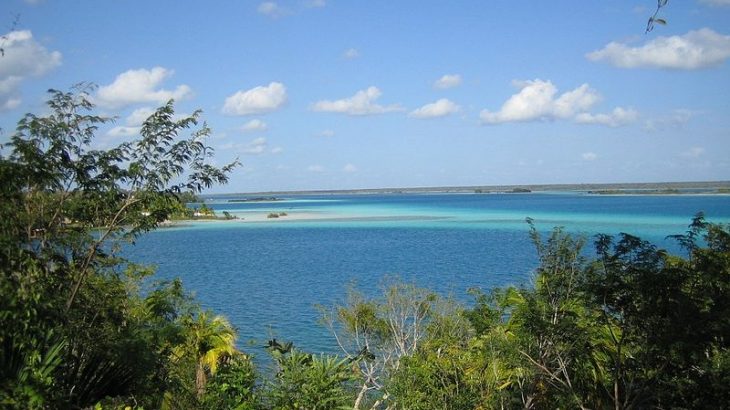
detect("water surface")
(125, 193), (730, 356)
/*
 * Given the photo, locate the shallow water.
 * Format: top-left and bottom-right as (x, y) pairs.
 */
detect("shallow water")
(125, 193), (730, 357)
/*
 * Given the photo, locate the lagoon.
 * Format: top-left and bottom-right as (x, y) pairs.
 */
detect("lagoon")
(124, 192), (730, 357)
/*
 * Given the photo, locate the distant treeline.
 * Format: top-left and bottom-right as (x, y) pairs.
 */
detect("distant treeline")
(228, 197), (283, 203)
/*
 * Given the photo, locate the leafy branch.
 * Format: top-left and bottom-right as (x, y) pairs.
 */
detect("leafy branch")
(646, 0), (668, 33)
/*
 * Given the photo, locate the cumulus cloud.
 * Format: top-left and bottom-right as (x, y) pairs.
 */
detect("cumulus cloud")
(587, 28), (730, 70)
(409, 98), (460, 119)
(96, 67), (192, 109)
(551, 84), (601, 117)
(480, 80), (599, 124)
(343, 48), (360, 59)
(343, 163), (357, 173)
(241, 119), (268, 132)
(258, 2), (290, 17)
(0, 30), (61, 110)
(106, 106), (195, 139)
(126, 107), (157, 126)
(312, 86), (402, 115)
(223, 82), (287, 116)
(0, 31), (60, 77)
(433, 74), (462, 89)
(105, 107), (159, 139)
(480, 79), (636, 126)
(582, 152), (598, 161)
(575, 107), (639, 127)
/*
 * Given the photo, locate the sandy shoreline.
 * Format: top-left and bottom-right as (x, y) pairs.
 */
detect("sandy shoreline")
(233, 211), (330, 223)
(173, 188), (730, 227)
(168, 211), (335, 225)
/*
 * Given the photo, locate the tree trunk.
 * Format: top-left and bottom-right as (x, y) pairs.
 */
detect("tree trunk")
(196, 362), (207, 398)
(353, 382), (369, 409)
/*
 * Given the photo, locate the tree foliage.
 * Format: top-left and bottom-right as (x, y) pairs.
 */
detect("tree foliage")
(266, 346), (355, 410)
(646, 0), (669, 33)
(0, 86), (242, 408)
(381, 216), (730, 409)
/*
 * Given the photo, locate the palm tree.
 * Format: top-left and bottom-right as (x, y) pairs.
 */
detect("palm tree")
(176, 310), (238, 397)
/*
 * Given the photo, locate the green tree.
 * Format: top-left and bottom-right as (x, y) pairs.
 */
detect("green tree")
(266, 347), (355, 410)
(174, 311), (238, 398)
(586, 214), (730, 407)
(0, 85), (239, 408)
(322, 282), (464, 409)
(200, 353), (259, 410)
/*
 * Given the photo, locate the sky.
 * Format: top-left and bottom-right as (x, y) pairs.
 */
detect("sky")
(1, 0), (729, 193)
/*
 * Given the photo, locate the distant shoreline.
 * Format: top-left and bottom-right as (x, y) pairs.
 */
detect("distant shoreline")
(207, 181), (730, 198)
(227, 197), (285, 203)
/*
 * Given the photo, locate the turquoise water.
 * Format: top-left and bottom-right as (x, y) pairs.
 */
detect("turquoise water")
(125, 193), (730, 356)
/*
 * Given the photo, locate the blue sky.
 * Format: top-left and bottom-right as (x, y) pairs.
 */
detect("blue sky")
(1, 0), (729, 192)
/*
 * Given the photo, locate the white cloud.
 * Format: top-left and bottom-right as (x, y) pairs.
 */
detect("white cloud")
(317, 129), (335, 137)
(223, 82), (287, 116)
(0, 96), (20, 111)
(126, 107), (156, 126)
(699, 0), (730, 6)
(343, 163), (357, 173)
(0, 31), (60, 77)
(220, 137), (270, 155)
(480, 79), (601, 124)
(105, 107), (163, 139)
(271, 146), (283, 154)
(552, 84), (601, 118)
(643, 109), (693, 132)
(107, 126), (141, 138)
(343, 48), (360, 59)
(312, 86), (402, 115)
(243, 137), (268, 155)
(682, 146), (705, 158)
(433, 74), (462, 89)
(96, 67), (192, 109)
(0, 30), (61, 110)
(575, 107), (639, 127)
(587, 28), (730, 70)
(258, 2), (290, 17)
(0, 77), (22, 96)
(241, 119), (268, 132)
(308, 164), (325, 172)
(409, 98), (460, 119)
(582, 152), (598, 161)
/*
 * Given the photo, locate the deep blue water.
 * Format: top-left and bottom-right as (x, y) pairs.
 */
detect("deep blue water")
(124, 193), (730, 356)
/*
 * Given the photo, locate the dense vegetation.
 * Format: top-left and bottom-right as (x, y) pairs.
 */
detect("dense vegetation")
(1, 89), (728, 409)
